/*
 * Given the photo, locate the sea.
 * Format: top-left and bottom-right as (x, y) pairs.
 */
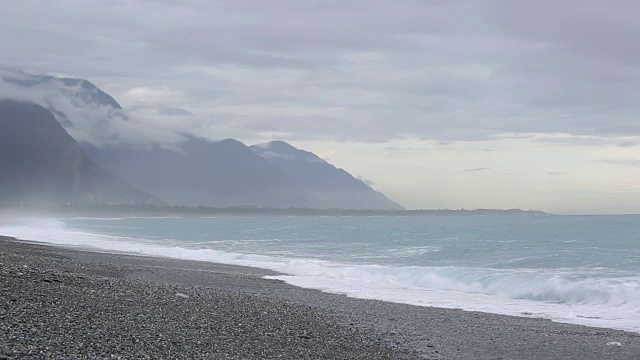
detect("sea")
(1, 214), (639, 333)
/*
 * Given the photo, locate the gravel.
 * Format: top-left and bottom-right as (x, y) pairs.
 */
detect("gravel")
(1, 237), (639, 359)
(0, 242), (415, 359)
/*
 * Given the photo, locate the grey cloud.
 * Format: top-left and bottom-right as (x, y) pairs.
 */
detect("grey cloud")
(1, 1), (639, 144)
(135, 107), (194, 117)
(464, 168), (490, 172)
(534, 135), (640, 148)
(384, 146), (416, 151)
(547, 172), (566, 175)
(0, 72), (187, 147)
(534, 136), (608, 147)
(596, 158), (640, 167)
(163, 108), (193, 116)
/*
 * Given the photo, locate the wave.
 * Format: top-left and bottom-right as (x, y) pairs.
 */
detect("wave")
(65, 217), (128, 221)
(1, 217), (639, 333)
(65, 216), (185, 221)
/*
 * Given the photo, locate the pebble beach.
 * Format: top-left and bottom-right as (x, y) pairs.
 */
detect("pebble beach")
(1, 236), (639, 359)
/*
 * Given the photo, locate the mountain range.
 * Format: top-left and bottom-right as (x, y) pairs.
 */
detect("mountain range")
(0, 69), (403, 209)
(251, 141), (402, 209)
(82, 138), (316, 208)
(0, 100), (162, 206)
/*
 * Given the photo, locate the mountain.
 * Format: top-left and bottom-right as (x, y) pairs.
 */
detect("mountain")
(250, 141), (403, 210)
(0, 100), (163, 206)
(1, 69), (121, 108)
(3, 70), (404, 210)
(82, 138), (315, 208)
(0, 68), (143, 150)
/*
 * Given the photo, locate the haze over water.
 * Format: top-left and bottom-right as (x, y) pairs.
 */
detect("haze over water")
(2, 214), (639, 333)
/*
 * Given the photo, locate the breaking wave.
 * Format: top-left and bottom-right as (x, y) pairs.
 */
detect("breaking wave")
(1, 217), (639, 333)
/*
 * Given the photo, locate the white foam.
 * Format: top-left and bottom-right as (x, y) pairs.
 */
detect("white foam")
(2, 217), (639, 333)
(65, 216), (184, 220)
(65, 217), (128, 221)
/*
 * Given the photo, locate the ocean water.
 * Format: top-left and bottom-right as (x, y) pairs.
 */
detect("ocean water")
(1, 215), (639, 332)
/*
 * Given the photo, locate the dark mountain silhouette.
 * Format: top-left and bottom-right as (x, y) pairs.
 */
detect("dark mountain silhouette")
(82, 138), (315, 208)
(0, 100), (163, 206)
(250, 141), (403, 210)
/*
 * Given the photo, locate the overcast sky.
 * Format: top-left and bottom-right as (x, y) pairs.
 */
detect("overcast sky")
(1, 0), (640, 214)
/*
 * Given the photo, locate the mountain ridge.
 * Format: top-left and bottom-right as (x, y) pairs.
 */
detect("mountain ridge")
(1, 69), (122, 109)
(82, 137), (317, 208)
(250, 141), (403, 210)
(2, 70), (404, 210)
(0, 99), (163, 206)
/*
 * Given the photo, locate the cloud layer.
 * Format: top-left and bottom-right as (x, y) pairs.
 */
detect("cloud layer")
(0, 70), (189, 147)
(1, 0), (639, 144)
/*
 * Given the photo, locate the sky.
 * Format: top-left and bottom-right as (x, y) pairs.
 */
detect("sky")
(1, 0), (640, 214)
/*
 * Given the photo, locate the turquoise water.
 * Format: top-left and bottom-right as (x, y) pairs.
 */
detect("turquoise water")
(2, 215), (639, 332)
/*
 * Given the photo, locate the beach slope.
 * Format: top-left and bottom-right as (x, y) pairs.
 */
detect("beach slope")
(1, 237), (638, 359)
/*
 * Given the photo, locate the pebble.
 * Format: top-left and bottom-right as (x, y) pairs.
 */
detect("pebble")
(0, 254), (413, 359)
(3, 236), (640, 360)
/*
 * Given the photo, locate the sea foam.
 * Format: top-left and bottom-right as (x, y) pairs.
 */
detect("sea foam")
(1, 217), (639, 333)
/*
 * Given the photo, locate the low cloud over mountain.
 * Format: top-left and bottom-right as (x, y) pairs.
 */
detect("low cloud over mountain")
(2, 71), (402, 209)
(0, 100), (163, 206)
(0, 69), (187, 147)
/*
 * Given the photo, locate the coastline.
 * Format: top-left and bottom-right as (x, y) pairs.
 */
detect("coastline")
(1, 236), (639, 359)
